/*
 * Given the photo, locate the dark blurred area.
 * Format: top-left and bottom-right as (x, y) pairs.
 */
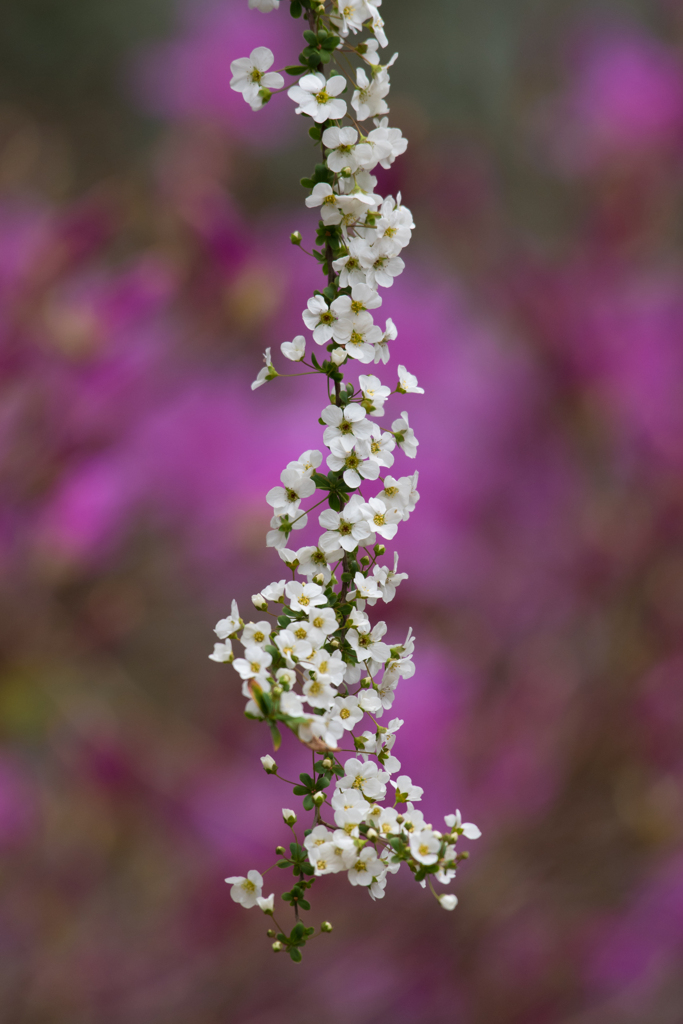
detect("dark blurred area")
(1, 1), (683, 1022)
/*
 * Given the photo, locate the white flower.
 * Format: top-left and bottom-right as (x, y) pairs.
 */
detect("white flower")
(232, 645), (272, 684)
(298, 712), (343, 750)
(256, 893), (275, 913)
(318, 494), (373, 553)
(337, 757), (389, 800)
(347, 846), (385, 887)
(397, 365), (424, 395)
(241, 621), (271, 647)
(444, 810), (482, 840)
(307, 606), (338, 640)
(266, 512), (307, 550)
(289, 449), (323, 477)
(366, 2), (388, 47)
(360, 240), (405, 289)
(285, 580), (327, 612)
(295, 545), (340, 582)
(326, 437), (381, 489)
(347, 620), (391, 665)
(321, 402), (373, 451)
(376, 475), (411, 513)
(335, 311), (382, 363)
(391, 774), (424, 802)
(260, 755), (277, 773)
(274, 629), (313, 667)
(358, 688), (383, 714)
(225, 870), (263, 908)
(361, 496), (402, 541)
(352, 66), (390, 121)
(215, 599), (240, 639)
(331, 283), (382, 321)
(323, 126), (367, 174)
(304, 824), (334, 852)
(392, 411), (418, 457)
(367, 425), (396, 468)
(352, 570), (382, 602)
(438, 894), (458, 911)
(302, 674), (337, 709)
(409, 829), (441, 866)
(281, 335), (306, 361)
(369, 553), (408, 603)
(266, 467), (315, 516)
(302, 294), (338, 344)
(209, 641), (233, 663)
(332, 240), (370, 289)
(230, 49), (284, 111)
(366, 121), (407, 169)
(370, 194), (415, 250)
(301, 648), (346, 685)
(288, 73), (347, 123)
(358, 373), (391, 415)
(305, 183), (343, 225)
(248, 0), (280, 11)
(260, 579), (286, 602)
(330, 0), (371, 36)
(374, 317), (397, 363)
(280, 690), (305, 718)
(331, 694), (364, 730)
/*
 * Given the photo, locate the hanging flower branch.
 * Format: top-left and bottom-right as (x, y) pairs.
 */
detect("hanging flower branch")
(213, 0), (481, 962)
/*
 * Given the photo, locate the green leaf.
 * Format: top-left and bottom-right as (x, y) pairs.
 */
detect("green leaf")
(303, 29), (317, 45)
(277, 859), (291, 868)
(269, 722), (282, 751)
(289, 0), (302, 16)
(289, 948), (303, 962)
(308, 125), (322, 141)
(302, 794), (314, 811)
(300, 177), (314, 189)
(285, 64), (308, 75)
(299, 899), (311, 911)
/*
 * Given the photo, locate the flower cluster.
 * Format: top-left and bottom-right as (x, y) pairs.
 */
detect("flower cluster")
(215, 0), (479, 961)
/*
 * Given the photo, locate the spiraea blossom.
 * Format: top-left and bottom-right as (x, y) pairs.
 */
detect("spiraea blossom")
(217, 0), (480, 962)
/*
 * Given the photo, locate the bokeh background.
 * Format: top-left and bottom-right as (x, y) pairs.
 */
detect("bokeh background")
(1, 0), (683, 1021)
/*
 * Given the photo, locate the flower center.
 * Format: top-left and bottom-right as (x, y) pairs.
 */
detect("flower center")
(373, 512), (385, 526)
(309, 680), (321, 695)
(286, 488), (299, 502)
(315, 89), (331, 105)
(250, 69), (263, 84)
(318, 660), (328, 674)
(298, 595), (310, 607)
(349, 330), (363, 346)
(351, 299), (365, 313)
(253, 631), (265, 643)
(319, 310), (335, 324)
(317, 859), (327, 871)
(385, 486), (398, 497)
(418, 844), (430, 857)
(295, 627), (307, 640)
(323, 194), (337, 205)
(312, 616), (323, 628)
(244, 879), (256, 892)
(339, 520), (351, 535)
(385, 226), (396, 237)
(345, 454), (360, 469)
(250, 662), (261, 673)
(340, 708), (350, 719)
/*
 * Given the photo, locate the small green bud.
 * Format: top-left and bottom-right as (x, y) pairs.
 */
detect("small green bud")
(267, 928), (276, 938)
(360, 676), (372, 689)
(313, 572), (325, 584)
(360, 555), (370, 566)
(322, 758), (333, 769)
(290, 231), (302, 245)
(340, 166), (353, 178)
(396, 815), (404, 824)
(272, 941), (284, 952)
(374, 544), (386, 556)
(312, 791), (325, 807)
(276, 845), (286, 855)
(321, 921), (333, 933)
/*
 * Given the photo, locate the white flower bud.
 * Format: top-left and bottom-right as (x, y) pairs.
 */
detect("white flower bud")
(438, 894), (458, 911)
(312, 791), (325, 806)
(282, 808), (297, 825)
(261, 755), (277, 774)
(252, 593), (268, 611)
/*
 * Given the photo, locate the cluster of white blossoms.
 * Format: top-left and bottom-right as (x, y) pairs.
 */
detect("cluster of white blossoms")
(216, 0), (480, 962)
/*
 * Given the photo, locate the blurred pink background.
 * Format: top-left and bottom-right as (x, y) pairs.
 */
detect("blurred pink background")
(1, 1), (683, 1021)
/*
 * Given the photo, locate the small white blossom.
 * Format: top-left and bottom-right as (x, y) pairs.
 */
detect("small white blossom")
(285, 580), (327, 612)
(352, 66), (390, 121)
(274, 629), (313, 668)
(392, 410), (418, 457)
(266, 467), (315, 517)
(232, 644), (272, 685)
(319, 494), (373, 553)
(215, 599), (240, 639)
(409, 829), (441, 866)
(337, 757), (389, 800)
(331, 694), (364, 731)
(209, 641), (233, 663)
(242, 621), (271, 647)
(397, 364), (424, 395)
(225, 870), (263, 908)
(444, 810), (482, 840)
(439, 894), (458, 911)
(302, 294), (338, 344)
(348, 846), (385, 887)
(288, 73), (347, 123)
(230, 48), (284, 110)
(391, 774), (424, 802)
(321, 402), (373, 451)
(248, 0), (280, 11)
(281, 335), (306, 361)
(374, 317), (397, 363)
